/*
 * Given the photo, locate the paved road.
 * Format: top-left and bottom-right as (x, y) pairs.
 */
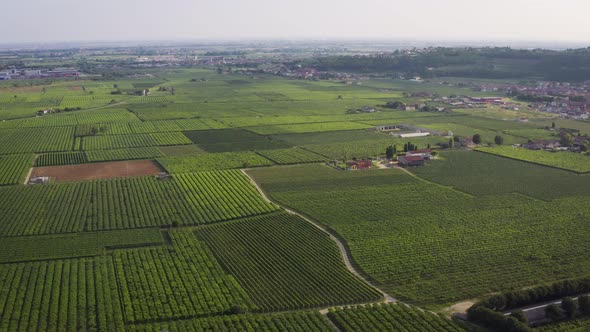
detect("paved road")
(503, 294), (589, 323)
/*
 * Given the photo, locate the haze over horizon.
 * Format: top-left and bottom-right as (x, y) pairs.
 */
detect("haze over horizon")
(2, 0), (589, 45)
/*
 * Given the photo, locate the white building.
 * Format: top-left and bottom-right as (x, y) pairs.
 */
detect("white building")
(399, 132), (430, 138)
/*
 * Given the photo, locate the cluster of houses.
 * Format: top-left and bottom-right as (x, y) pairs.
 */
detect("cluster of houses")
(0, 67), (80, 80)
(521, 136), (590, 152)
(435, 80), (590, 119)
(435, 96), (504, 107)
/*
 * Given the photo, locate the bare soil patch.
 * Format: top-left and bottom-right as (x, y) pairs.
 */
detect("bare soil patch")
(31, 160), (163, 182)
(441, 300), (475, 318)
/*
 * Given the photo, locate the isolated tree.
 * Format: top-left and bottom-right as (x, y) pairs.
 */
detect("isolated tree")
(494, 135), (504, 145)
(113, 84), (118, 89)
(552, 121), (556, 129)
(449, 138), (454, 148)
(578, 295), (590, 314)
(545, 304), (564, 321)
(90, 127), (98, 136)
(510, 310), (527, 324)
(472, 134), (482, 145)
(561, 297), (578, 318)
(393, 145), (397, 154)
(216, 66), (223, 74)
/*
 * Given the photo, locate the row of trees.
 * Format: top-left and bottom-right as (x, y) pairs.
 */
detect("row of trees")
(545, 295), (590, 322)
(471, 134), (504, 145)
(468, 278), (590, 330)
(473, 278), (590, 312)
(308, 47), (590, 81)
(385, 142), (435, 159)
(467, 306), (531, 332)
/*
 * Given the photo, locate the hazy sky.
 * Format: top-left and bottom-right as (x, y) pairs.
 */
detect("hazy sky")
(2, 0), (589, 44)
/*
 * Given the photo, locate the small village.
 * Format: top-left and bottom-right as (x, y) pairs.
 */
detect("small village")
(0, 67), (80, 80)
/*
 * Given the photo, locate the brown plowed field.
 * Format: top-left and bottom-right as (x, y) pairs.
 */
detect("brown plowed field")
(31, 160), (163, 182)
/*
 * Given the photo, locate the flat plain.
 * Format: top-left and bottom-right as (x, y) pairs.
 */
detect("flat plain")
(0, 65), (589, 331)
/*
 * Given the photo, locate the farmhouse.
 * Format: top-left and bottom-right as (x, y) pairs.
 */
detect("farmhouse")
(406, 148), (432, 159)
(374, 124), (400, 131)
(524, 140), (560, 150)
(36, 109), (53, 116)
(398, 155), (425, 167)
(469, 97), (504, 105)
(28, 176), (49, 185)
(346, 160), (372, 170)
(460, 137), (475, 148)
(360, 106), (376, 113)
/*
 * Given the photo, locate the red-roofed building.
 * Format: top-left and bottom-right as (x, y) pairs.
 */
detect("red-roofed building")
(398, 155), (425, 167)
(346, 160), (372, 170)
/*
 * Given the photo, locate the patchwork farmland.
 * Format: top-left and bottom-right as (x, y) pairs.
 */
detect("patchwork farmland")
(1, 64), (589, 332)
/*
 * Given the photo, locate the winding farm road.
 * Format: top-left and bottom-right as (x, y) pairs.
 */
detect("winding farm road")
(241, 168), (396, 305)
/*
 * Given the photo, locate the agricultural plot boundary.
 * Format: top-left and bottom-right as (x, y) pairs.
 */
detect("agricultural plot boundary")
(241, 169), (395, 304)
(475, 149), (590, 174)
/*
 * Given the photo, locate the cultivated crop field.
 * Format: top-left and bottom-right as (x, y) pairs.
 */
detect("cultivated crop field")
(0, 154), (34, 185)
(158, 151), (274, 173)
(196, 212), (382, 311)
(413, 150), (590, 200)
(0, 170), (277, 236)
(477, 145), (590, 173)
(328, 303), (465, 332)
(249, 164), (590, 304)
(256, 147), (327, 164)
(184, 128), (291, 152)
(1, 65), (589, 330)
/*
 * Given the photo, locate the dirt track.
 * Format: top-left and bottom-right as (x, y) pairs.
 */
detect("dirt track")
(241, 168), (396, 304)
(31, 160), (163, 182)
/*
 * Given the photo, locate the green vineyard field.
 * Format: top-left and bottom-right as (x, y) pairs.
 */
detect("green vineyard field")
(327, 303), (464, 332)
(0, 228), (164, 263)
(196, 212), (382, 311)
(35, 152), (88, 166)
(0, 170), (277, 236)
(114, 230), (252, 322)
(256, 147), (327, 164)
(0, 257), (125, 331)
(128, 311), (333, 332)
(0, 154), (34, 185)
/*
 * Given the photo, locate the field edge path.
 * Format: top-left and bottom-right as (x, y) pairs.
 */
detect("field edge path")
(241, 168), (396, 304)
